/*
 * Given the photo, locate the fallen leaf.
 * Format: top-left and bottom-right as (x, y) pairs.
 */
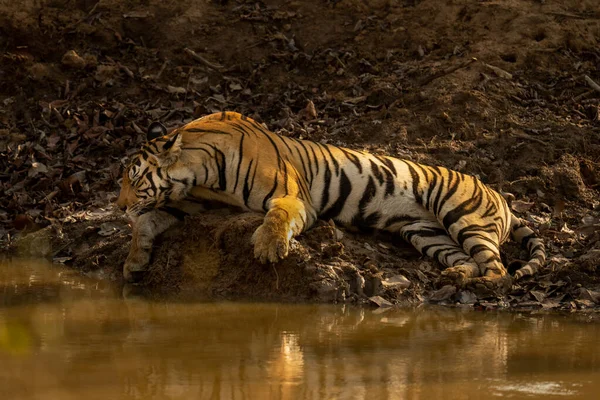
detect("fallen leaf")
(530, 290), (546, 302)
(166, 85), (187, 94)
(511, 200), (534, 213)
(27, 162), (48, 178)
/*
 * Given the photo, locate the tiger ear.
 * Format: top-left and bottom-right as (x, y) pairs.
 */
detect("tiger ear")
(147, 122), (167, 141)
(155, 132), (183, 167)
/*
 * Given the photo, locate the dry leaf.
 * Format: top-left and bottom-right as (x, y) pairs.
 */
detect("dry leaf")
(510, 200), (534, 213)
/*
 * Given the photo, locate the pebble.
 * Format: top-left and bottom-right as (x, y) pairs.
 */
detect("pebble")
(61, 50), (87, 69)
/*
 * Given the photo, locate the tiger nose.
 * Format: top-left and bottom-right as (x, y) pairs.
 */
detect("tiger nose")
(114, 195), (127, 211)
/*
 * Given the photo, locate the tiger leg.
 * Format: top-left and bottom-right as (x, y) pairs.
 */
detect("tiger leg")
(123, 209), (180, 282)
(252, 197), (317, 263)
(398, 222), (483, 285)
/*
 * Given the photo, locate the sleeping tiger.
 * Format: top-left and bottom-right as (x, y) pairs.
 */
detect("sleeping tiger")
(116, 111), (545, 289)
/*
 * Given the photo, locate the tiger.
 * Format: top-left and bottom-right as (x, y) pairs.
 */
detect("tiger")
(116, 111), (545, 290)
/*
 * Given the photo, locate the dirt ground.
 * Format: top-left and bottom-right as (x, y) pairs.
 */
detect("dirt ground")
(2, 0), (600, 308)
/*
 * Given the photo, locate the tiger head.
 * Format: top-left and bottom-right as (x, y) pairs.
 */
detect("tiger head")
(116, 122), (188, 219)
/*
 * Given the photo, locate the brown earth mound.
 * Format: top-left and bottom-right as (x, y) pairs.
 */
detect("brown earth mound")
(2, 0), (600, 308)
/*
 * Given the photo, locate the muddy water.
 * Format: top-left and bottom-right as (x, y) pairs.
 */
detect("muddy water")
(0, 260), (599, 400)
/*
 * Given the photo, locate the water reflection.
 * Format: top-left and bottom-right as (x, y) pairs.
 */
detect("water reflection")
(0, 259), (598, 399)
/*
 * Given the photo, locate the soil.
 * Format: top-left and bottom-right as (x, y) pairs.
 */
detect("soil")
(2, 0), (600, 308)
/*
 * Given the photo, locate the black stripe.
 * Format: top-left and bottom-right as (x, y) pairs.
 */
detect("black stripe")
(442, 183), (484, 233)
(351, 176), (379, 228)
(145, 171), (157, 192)
(308, 144), (320, 176)
(379, 156), (397, 176)
(233, 135), (245, 192)
(184, 128), (232, 135)
(520, 233), (537, 248)
(320, 160), (332, 211)
(296, 140), (314, 185)
(431, 168), (448, 215)
(369, 160), (384, 185)
(403, 227), (448, 242)
(321, 144), (340, 176)
(384, 215), (420, 229)
(456, 223), (497, 244)
(405, 162), (423, 206)
(211, 146), (227, 191)
(262, 172), (278, 211)
(340, 148), (363, 173)
(383, 166), (395, 197)
(321, 169), (352, 220)
(468, 244), (495, 258)
(182, 147), (213, 157)
(243, 159), (255, 207)
(163, 133), (179, 151)
(159, 206), (188, 221)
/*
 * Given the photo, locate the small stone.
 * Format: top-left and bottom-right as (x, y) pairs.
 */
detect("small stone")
(61, 50), (87, 69)
(94, 65), (120, 85)
(369, 295), (393, 307)
(382, 274), (411, 289)
(28, 63), (51, 82)
(457, 290), (477, 304)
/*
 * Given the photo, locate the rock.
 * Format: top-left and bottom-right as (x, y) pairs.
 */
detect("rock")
(27, 63), (51, 82)
(578, 249), (600, 269)
(457, 290), (477, 304)
(578, 288), (600, 304)
(61, 50), (87, 69)
(94, 65), (120, 85)
(369, 295), (393, 307)
(429, 285), (457, 302)
(98, 221), (126, 237)
(382, 274), (411, 289)
(14, 226), (52, 257)
(364, 274), (383, 297)
(543, 155), (587, 201)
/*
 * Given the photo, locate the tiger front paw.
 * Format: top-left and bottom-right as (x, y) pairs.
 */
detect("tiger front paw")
(251, 223), (290, 263)
(123, 250), (151, 283)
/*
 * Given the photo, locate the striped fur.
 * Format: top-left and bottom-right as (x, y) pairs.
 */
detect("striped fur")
(116, 111), (545, 285)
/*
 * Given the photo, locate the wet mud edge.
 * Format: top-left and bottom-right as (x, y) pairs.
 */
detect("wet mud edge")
(8, 210), (600, 310)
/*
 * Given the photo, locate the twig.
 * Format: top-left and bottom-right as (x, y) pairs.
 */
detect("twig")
(420, 57), (477, 86)
(118, 63), (135, 79)
(184, 67), (194, 104)
(155, 60), (168, 79)
(272, 264), (279, 290)
(546, 12), (588, 20)
(571, 89), (594, 103)
(184, 48), (224, 72)
(510, 130), (547, 145)
(584, 75), (600, 93)
(482, 62), (513, 79)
